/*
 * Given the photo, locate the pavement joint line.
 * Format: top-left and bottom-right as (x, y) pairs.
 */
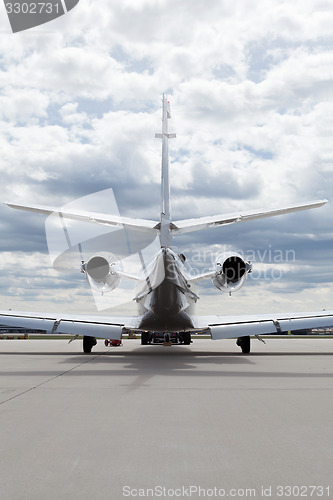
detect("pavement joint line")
(0, 351), (106, 407)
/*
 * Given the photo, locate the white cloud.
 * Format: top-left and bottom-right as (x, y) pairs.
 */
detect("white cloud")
(0, 87), (49, 122)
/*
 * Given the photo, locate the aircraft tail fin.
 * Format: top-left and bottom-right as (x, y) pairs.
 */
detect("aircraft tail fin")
(155, 94), (176, 247)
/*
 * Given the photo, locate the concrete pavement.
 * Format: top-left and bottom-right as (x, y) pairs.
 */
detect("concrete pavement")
(0, 338), (332, 499)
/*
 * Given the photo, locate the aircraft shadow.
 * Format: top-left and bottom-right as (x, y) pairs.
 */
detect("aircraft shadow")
(1, 346), (333, 385)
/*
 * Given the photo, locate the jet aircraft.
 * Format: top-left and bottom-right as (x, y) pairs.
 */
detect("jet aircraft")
(1, 95), (332, 353)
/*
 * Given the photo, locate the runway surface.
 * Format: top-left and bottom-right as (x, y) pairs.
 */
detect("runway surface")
(0, 338), (332, 500)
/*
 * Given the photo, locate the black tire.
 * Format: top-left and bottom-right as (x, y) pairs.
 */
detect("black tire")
(183, 332), (191, 345)
(236, 336), (250, 354)
(83, 336), (96, 353)
(141, 331), (149, 345)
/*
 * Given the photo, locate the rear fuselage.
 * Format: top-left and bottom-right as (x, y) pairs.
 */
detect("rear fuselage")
(138, 248), (195, 332)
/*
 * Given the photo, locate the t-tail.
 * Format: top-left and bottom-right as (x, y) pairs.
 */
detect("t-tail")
(155, 94), (176, 248)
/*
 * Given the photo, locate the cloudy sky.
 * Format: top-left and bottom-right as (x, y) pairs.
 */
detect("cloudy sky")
(0, 0), (332, 316)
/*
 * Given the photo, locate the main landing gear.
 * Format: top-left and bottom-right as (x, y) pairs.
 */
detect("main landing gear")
(141, 331), (151, 345)
(236, 335), (251, 354)
(83, 335), (97, 353)
(180, 332), (191, 345)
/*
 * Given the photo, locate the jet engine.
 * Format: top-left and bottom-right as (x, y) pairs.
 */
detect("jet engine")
(212, 252), (252, 293)
(82, 253), (122, 293)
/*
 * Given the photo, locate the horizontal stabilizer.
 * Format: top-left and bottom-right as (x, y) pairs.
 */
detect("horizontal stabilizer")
(155, 133), (176, 139)
(5, 202), (159, 233)
(172, 200), (327, 235)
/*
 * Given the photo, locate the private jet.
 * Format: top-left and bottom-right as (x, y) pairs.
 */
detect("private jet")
(1, 95), (332, 353)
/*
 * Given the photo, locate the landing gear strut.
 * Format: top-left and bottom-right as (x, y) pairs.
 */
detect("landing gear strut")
(236, 336), (250, 353)
(83, 336), (97, 353)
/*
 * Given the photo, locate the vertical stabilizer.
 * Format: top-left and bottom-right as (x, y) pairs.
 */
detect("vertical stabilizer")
(155, 94), (176, 247)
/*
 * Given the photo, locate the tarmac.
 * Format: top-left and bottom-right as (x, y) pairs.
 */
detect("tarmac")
(0, 338), (332, 500)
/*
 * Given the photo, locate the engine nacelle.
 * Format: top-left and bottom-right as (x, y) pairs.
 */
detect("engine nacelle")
(83, 253), (121, 293)
(212, 252), (252, 293)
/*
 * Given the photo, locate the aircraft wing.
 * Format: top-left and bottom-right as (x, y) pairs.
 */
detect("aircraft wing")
(4, 202), (158, 233)
(172, 200), (327, 235)
(1, 309), (332, 341)
(192, 311), (333, 339)
(0, 311), (142, 340)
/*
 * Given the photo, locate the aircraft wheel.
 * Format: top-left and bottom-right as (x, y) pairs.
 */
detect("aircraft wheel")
(183, 332), (191, 345)
(141, 332), (149, 345)
(236, 336), (250, 353)
(83, 336), (97, 353)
